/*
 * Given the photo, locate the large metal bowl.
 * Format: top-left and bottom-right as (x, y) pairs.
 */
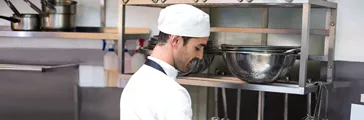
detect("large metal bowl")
(221, 44), (299, 53)
(222, 50), (298, 83)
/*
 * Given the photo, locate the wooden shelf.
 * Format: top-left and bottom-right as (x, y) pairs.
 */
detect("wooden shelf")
(120, 74), (318, 95)
(0, 26), (150, 40)
(122, 0), (337, 8)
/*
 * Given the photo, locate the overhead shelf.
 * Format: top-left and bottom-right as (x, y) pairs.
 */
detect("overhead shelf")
(0, 63), (78, 72)
(0, 26), (150, 40)
(211, 27), (329, 36)
(122, 0), (337, 8)
(120, 74), (318, 95)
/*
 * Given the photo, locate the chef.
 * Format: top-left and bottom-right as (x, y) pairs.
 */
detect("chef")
(119, 4), (210, 120)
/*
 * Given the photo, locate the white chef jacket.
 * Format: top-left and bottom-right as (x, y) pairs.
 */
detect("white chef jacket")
(120, 56), (193, 120)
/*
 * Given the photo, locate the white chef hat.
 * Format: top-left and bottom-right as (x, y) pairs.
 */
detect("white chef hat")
(157, 4), (210, 37)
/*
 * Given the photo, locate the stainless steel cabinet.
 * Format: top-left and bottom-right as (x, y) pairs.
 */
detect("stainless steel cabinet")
(0, 64), (79, 120)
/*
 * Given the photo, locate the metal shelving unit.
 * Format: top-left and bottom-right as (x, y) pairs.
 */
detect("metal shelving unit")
(118, 0), (337, 119)
(118, 0), (337, 94)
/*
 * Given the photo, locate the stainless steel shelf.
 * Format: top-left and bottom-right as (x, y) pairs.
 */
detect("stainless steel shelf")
(0, 26), (150, 40)
(211, 27), (329, 36)
(122, 0), (337, 8)
(307, 55), (328, 61)
(120, 74), (318, 95)
(0, 63), (78, 72)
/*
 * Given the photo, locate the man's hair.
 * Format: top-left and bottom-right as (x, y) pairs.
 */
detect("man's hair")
(157, 31), (193, 46)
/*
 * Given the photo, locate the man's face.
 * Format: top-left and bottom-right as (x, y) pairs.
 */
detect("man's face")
(172, 36), (209, 72)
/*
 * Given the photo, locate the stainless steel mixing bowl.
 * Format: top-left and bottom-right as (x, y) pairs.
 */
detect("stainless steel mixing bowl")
(222, 50), (298, 83)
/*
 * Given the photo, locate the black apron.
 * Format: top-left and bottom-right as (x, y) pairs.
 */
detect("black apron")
(144, 59), (167, 75)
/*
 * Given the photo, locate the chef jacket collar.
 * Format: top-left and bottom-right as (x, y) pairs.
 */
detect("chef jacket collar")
(147, 56), (178, 81)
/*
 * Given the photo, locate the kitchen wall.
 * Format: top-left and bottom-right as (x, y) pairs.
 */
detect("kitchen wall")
(0, 0), (162, 86)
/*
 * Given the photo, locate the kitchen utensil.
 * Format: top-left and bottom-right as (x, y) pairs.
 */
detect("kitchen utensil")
(210, 87), (220, 120)
(221, 45), (299, 83)
(221, 88), (230, 120)
(24, 0), (77, 31)
(0, 0), (41, 31)
(236, 89), (241, 120)
(258, 91), (265, 120)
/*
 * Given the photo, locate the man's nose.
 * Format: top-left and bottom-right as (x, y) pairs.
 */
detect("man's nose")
(197, 50), (204, 59)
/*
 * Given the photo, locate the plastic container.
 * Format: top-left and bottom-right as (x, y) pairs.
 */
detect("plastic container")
(131, 39), (146, 73)
(104, 42), (119, 87)
(124, 49), (132, 73)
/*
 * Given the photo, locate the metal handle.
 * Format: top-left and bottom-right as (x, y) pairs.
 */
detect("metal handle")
(202, 0), (207, 2)
(0, 16), (20, 23)
(246, 0), (253, 2)
(41, 0), (56, 10)
(4, 0), (21, 16)
(193, 0), (199, 3)
(122, 0), (129, 4)
(24, 0), (46, 16)
(161, 0), (166, 3)
(151, 0), (158, 3)
(237, 0), (243, 2)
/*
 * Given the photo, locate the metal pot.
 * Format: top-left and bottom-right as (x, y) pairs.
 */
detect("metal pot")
(0, 0), (41, 31)
(221, 45), (300, 83)
(24, 0), (77, 31)
(47, 0), (72, 4)
(0, 14), (42, 31)
(42, 1), (77, 14)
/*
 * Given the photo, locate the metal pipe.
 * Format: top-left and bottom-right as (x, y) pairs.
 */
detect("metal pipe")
(118, 3), (126, 73)
(307, 93), (312, 116)
(258, 91), (265, 120)
(100, 0), (106, 28)
(222, 88), (228, 119)
(214, 87), (219, 120)
(284, 93), (288, 120)
(299, 3), (311, 87)
(236, 89), (241, 120)
(261, 8), (268, 45)
(325, 87), (329, 119)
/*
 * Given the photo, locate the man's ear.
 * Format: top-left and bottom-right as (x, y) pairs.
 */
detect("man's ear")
(169, 35), (180, 48)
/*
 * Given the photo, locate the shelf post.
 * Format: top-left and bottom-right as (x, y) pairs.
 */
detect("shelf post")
(258, 91), (265, 120)
(100, 0), (106, 28)
(261, 8), (269, 45)
(299, 3), (311, 88)
(118, 1), (126, 74)
(326, 8), (337, 83)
